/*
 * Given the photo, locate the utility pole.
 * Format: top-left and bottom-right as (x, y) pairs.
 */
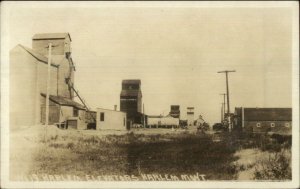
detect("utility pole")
(143, 103), (145, 128)
(45, 43), (52, 126)
(220, 103), (223, 122)
(220, 93), (226, 121)
(218, 70), (236, 130)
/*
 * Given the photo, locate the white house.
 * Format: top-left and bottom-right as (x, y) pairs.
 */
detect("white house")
(96, 108), (127, 130)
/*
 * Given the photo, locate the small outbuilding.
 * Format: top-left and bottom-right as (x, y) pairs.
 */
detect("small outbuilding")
(96, 108), (127, 130)
(40, 93), (87, 130)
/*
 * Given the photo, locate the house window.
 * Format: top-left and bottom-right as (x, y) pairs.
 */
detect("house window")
(100, 112), (104, 121)
(73, 108), (78, 117)
(285, 123), (290, 128)
(270, 123), (275, 127)
(256, 123), (261, 127)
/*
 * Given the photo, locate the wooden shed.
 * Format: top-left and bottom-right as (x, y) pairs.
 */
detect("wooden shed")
(233, 107), (292, 135)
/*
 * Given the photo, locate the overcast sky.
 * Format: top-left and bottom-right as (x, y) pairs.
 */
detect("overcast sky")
(6, 2), (295, 124)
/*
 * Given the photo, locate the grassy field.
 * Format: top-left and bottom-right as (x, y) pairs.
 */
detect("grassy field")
(9, 126), (292, 181)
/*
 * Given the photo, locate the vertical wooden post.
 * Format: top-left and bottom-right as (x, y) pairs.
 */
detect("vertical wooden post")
(45, 43), (52, 126)
(143, 103), (145, 128)
(220, 93), (226, 121)
(218, 70), (236, 131)
(225, 72), (230, 115)
(221, 103), (223, 122)
(242, 107), (244, 129)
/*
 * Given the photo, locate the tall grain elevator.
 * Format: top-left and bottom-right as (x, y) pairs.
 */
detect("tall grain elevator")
(120, 80), (143, 129)
(9, 33), (89, 130)
(169, 105), (180, 118)
(32, 33), (75, 99)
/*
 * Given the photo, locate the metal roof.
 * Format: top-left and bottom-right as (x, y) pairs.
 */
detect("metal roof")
(41, 93), (85, 110)
(18, 45), (59, 67)
(32, 33), (72, 41)
(243, 108), (292, 121)
(122, 80), (141, 84)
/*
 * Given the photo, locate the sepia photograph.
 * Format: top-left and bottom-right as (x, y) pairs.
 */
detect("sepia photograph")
(1, 1), (299, 188)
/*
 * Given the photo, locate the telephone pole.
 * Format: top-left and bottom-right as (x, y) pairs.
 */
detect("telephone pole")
(220, 103), (223, 122)
(218, 70), (236, 130)
(220, 93), (226, 121)
(217, 70), (235, 114)
(45, 43), (52, 126)
(143, 103), (145, 128)
(45, 43), (58, 126)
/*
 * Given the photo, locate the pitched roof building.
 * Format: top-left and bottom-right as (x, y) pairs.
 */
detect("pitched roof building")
(233, 107), (292, 135)
(243, 108), (292, 121)
(10, 33), (86, 130)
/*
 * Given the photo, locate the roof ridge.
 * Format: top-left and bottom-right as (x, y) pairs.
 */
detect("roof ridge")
(40, 93), (85, 110)
(18, 44), (59, 67)
(32, 33), (71, 41)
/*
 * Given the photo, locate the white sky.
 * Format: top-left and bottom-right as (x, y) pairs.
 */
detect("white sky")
(6, 2), (294, 124)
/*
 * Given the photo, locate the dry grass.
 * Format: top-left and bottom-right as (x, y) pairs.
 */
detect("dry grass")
(10, 126), (238, 181)
(10, 126), (291, 181)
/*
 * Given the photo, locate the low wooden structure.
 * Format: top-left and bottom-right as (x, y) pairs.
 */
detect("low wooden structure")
(233, 107), (292, 135)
